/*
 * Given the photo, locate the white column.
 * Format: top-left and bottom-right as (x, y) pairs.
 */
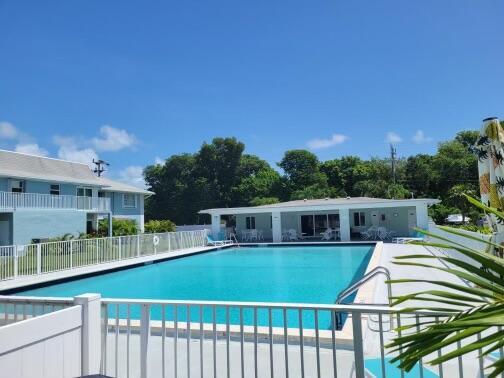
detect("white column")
(211, 214), (221, 238)
(108, 213), (113, 237)
(415, 204), (429, 230)
(272, 211), (282, 243)
(74, 293), (101, 376)
(339, 208), (350, 241)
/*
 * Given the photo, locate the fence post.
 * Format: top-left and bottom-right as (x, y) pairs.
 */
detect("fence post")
(36, 243), (41, 275)
(352, 312), (365, 378)
(96, 239), (99, 263)
(118, 237), (122, 260)
(137, 234), (141, 257)
(70, 239), (73, 269)
(13, 246), (18, 278)
(168, 233), (171, 252)
(140, 304), (151, 378)
(74, 293), (102, 376)
(191, 232), (195, 248)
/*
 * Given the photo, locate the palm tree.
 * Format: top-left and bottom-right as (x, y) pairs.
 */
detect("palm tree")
(386, 196), (504, 377)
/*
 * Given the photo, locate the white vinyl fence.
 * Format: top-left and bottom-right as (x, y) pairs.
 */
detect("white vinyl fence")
(427, 219), (493, 267)
(0, 230), (209, 281)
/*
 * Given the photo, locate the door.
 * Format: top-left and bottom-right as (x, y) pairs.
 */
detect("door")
(0, 220), (11, 245)
(408, 209), (417, 235)
(300, 215), (314, 236)
(371, 210), (379, 227)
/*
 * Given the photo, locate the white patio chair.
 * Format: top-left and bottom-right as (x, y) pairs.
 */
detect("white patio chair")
(240, 230), (249, 242)
(377, 227), (388, 241)
(257, 229), (264, 241)
(281, 229), (289, 241)
(321, 228), (333, 241)
(287, 229), (299, 241)
(248, 229), (258, 242)
(360, 230), (372, 240)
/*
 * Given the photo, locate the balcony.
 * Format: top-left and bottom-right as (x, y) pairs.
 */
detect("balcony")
(0, 191), (111, 212)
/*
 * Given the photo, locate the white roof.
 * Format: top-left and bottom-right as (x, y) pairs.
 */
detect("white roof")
(0, 149), (152, 195)
(96, 176), (154, 195)
(200, 197), (440, 215)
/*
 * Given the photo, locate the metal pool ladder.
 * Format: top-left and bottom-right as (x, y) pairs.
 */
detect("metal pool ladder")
(335, 266), (393, 330)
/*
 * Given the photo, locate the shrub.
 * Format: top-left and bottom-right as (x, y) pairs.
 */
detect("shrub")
(144, 219), (176, 233)
(99, 218), (138, 236)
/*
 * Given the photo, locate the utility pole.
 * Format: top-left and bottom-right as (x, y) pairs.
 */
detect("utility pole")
(390, 144), (397, 184)
(92, 159), (109, 177)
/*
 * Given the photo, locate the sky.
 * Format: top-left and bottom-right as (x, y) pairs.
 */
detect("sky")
(1, 0), (503, 187)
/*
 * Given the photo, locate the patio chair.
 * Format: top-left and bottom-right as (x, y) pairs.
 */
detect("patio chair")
(360, 229), (372, 240)
(206, 235), (233, 246)
(248, 229), (258, 242)
(257, 229), (264, 241)
(321, 228), (333, 241)
(281, 229), (289, 241)
(240, 230), (249, 242)
(377, 227), (389, 241)
(287, 229), (299, 241)
(350, 357), (438, 378)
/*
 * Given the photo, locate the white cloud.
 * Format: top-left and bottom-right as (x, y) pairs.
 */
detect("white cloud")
(385, 132), (402, 144)
(154, 157), (164, 165)
(412, 130), (433, 144)
(92, 125), (137, 152)
(307, 134), (349, 150)
(53, 136), (98, 167)
(15, 143), (49, 157)
(0, 121), (18, 139)
(117, 166), (146, 189)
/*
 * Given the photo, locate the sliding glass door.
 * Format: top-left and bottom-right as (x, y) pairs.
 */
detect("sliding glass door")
(300, 213), (340, 237)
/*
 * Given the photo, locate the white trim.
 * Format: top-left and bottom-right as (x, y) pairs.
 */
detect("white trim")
(200, 198), (440, 216)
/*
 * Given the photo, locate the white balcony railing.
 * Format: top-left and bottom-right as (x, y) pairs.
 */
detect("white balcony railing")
(0, 191), (110, 211)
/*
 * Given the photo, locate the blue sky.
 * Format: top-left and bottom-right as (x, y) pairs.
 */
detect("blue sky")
(1, 0), (503, 187)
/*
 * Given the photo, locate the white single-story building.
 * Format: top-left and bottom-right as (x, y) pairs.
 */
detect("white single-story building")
(199, 197), (440, 242)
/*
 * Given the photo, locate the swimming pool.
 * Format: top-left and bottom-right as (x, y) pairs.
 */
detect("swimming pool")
(16, 244), (374, 328)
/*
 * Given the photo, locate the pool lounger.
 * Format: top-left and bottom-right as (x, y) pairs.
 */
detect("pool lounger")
(206, 236), (234, 246)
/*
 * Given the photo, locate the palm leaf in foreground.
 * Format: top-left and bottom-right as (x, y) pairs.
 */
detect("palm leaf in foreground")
(386, 196), (504, 377)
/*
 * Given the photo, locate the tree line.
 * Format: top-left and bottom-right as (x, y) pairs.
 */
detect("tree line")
(144, 130), (480, 225)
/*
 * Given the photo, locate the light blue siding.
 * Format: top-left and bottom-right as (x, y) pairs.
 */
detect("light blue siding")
(12, 210), (86, 245)
(110, 192), (142, 216)
(0, 178), (8, 192)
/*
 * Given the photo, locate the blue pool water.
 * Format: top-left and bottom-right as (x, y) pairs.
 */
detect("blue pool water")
(16, 245), (373, 329)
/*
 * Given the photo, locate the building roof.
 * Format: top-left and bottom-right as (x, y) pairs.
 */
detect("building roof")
(199, 197), (440, 215)
(96, 176), (154, 195)
(0, 149), (153, 195)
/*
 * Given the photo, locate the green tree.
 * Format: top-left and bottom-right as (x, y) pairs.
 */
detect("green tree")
(278, 150), (328, 192)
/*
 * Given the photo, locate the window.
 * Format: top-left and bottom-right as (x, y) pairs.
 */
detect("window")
(98, 191), (106, 198)
(77, 187), (93, 197)
(245, 216), (256, 230)
(122, 193), (137, 208)
(353, 212), (366, 227)
(50, 184), (60, 195)
(11, 180), (24, 193)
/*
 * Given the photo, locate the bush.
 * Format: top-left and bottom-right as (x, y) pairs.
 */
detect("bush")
(452, 224), (493, 234)
(144, 219), (176, 233)
(98, 218), (138, 236)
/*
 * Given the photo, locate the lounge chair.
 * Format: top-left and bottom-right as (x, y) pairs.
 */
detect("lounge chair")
(206, 235), (233, 246)
(351, 357), (438, 378)
(287, 229), (300, 241)
(321, 228), (334, 241)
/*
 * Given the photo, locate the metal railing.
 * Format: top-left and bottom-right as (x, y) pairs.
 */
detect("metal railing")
(99, 298), (487, 378)
(0, 191), (111, 211)
(0, 293), (493, 377)
(0, 230), (210, 281)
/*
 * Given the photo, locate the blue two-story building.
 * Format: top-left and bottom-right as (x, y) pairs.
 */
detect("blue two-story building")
(0, 150), (153, 246)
